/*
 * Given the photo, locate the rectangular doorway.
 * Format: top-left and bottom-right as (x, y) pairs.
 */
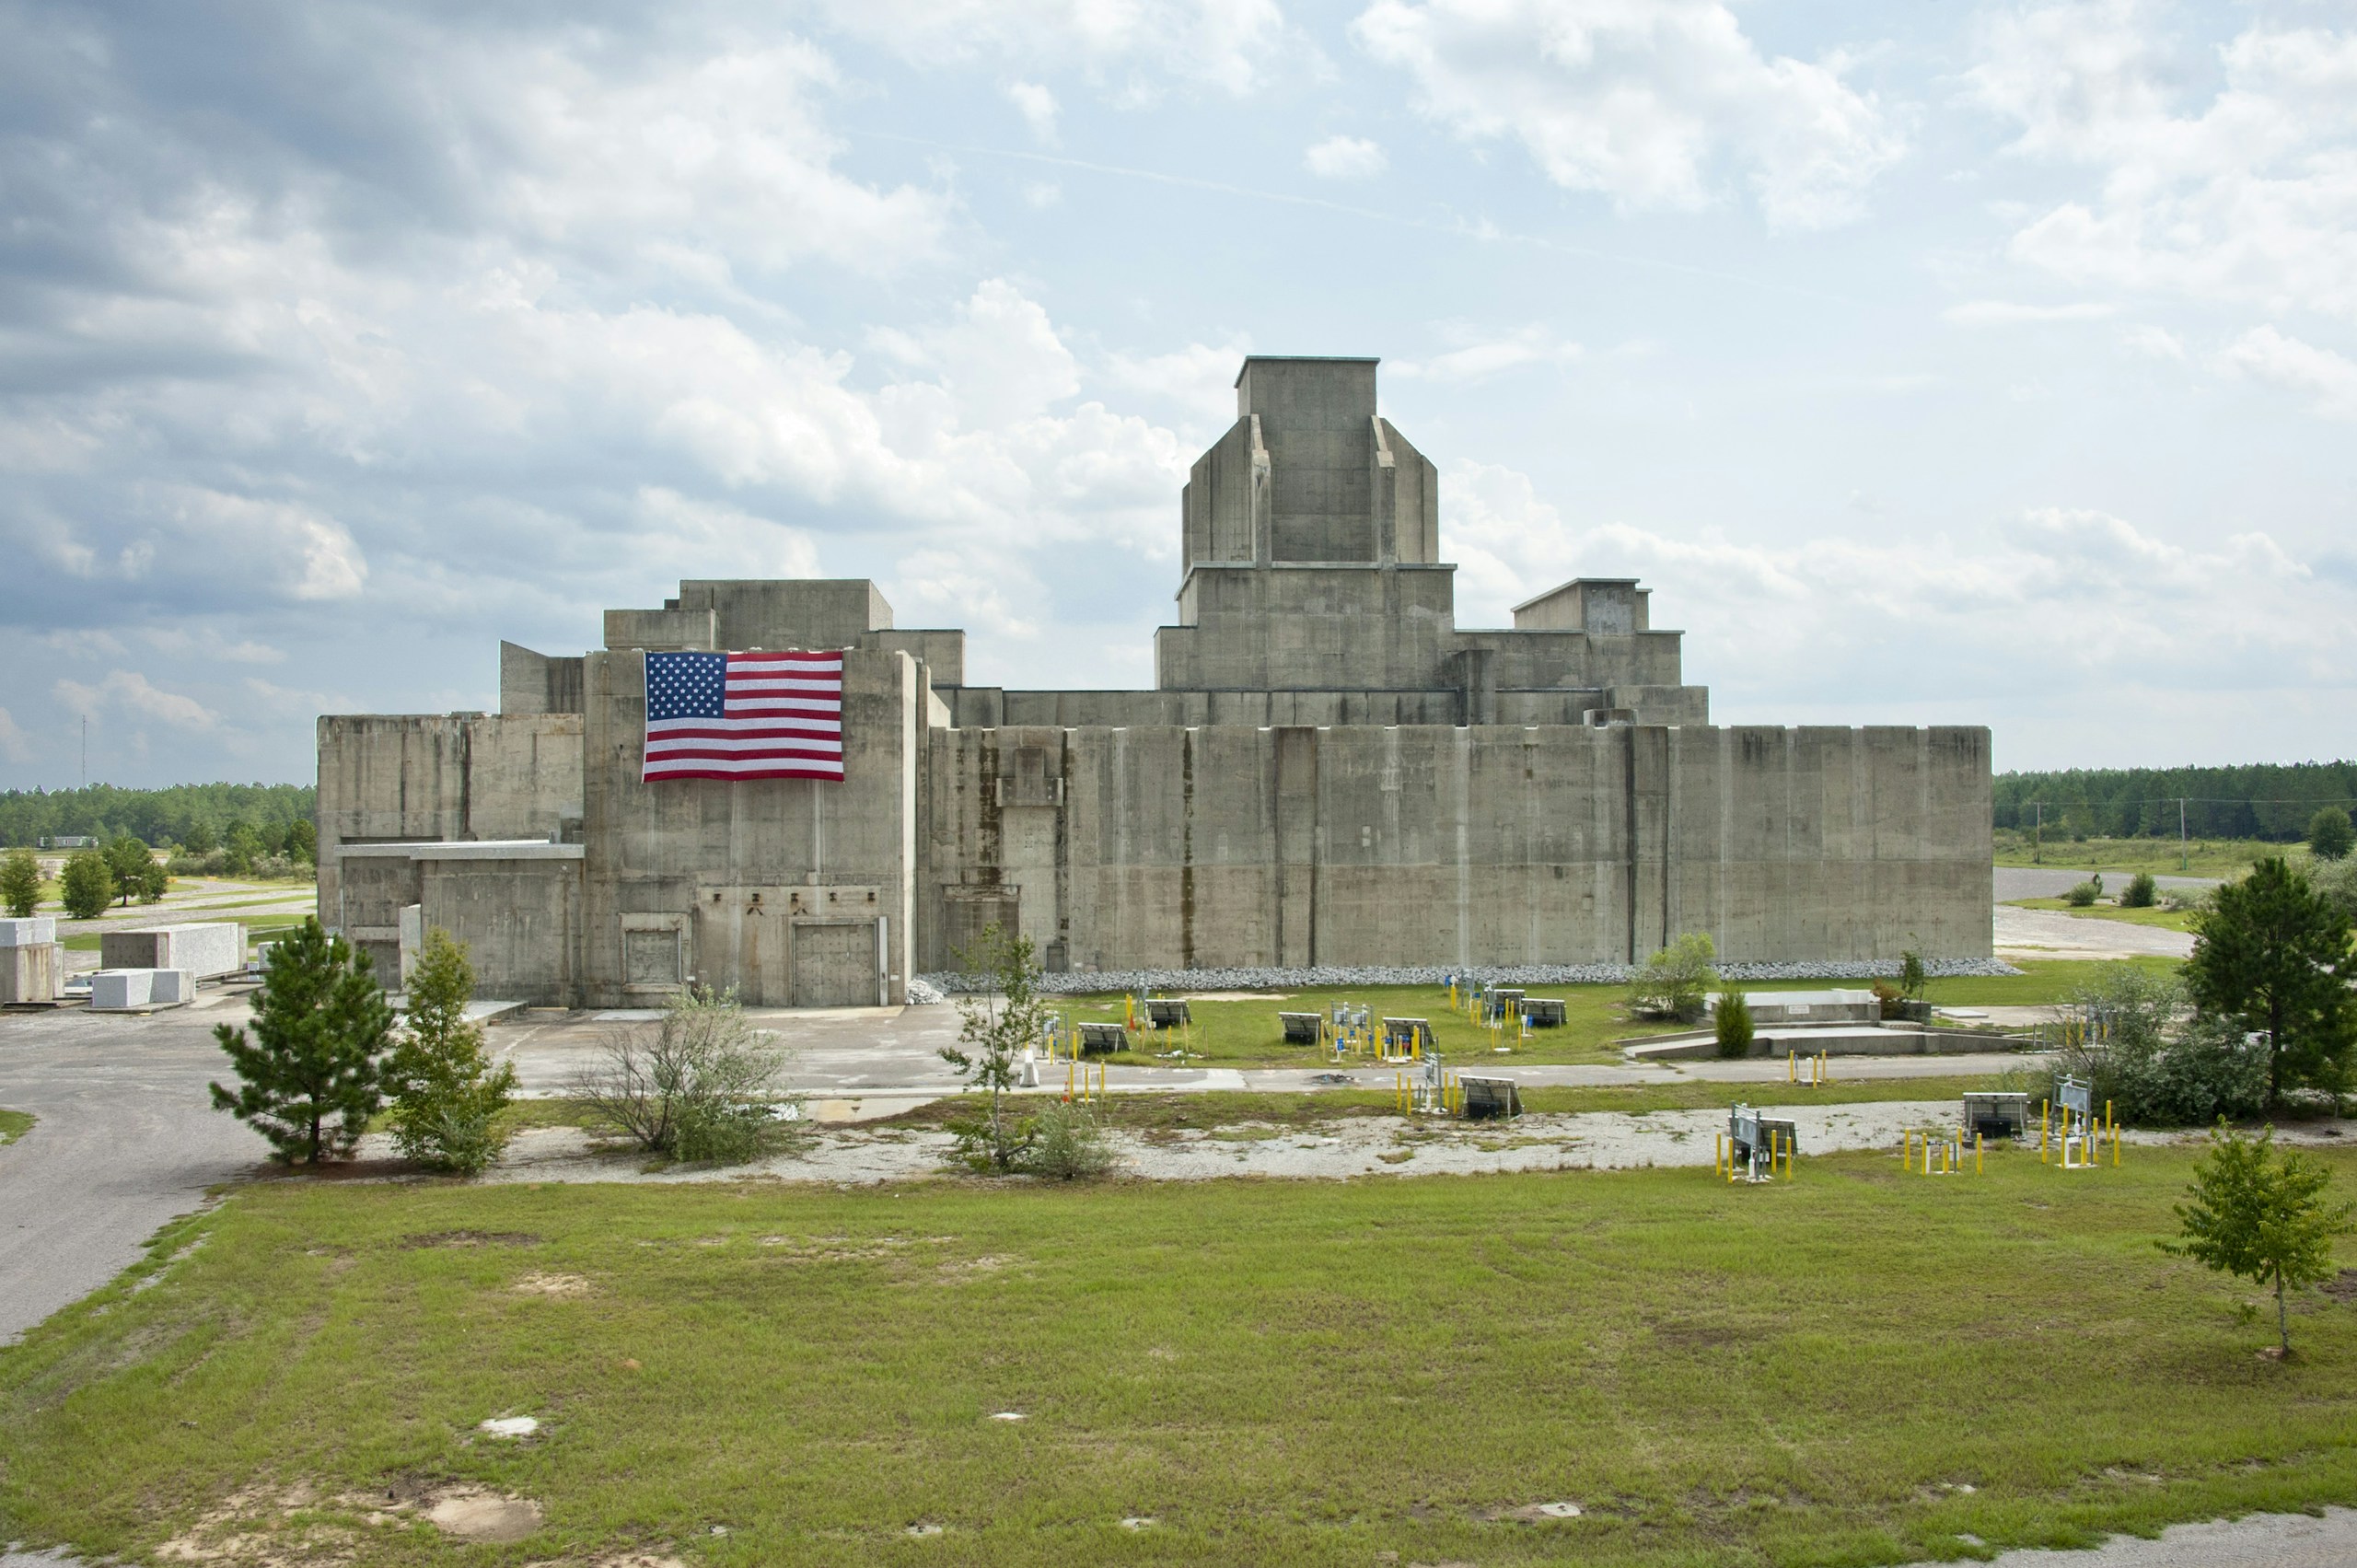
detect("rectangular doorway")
(792, 920), (877, 1008)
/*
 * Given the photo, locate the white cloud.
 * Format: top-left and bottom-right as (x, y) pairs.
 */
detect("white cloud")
(1352, 0), (1905, 228)
(2119, 324), (2185, 361)
(1942, 300), (2116, 326)
(53, 671), (217, 731)
(157, 491), (368, 602)
(1391, 324), (1582, 383)
(2216, 326), (2357, 423)
(1441, 459), (2351, 705)
(1305, 135), (1388, 180)
(1967, 3), (2357, 321)
(1007, 81), (1060, 144)
(811, 0), (1295, 96)
(634, 489), (823, 579)
(0, 708), (29, 764)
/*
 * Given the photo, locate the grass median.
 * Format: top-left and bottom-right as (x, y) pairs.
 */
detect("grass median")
(1022, 960), (2167, 1069)
(6, 1149), (2354, 1568)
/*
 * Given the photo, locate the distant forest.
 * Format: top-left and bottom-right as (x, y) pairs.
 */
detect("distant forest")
(0, 783), (316, 849)
(1993, 761), (2357, 842)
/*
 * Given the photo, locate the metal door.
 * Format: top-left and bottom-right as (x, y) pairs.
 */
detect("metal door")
(692, 888), (791, 1005)
(792, 921), (877, 1008)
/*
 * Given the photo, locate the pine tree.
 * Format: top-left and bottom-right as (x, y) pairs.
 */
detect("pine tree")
(58, 853), (113, 921)
(385, 928), (516, 1174)
(208, 918), (394, 1163)
(2186, 857), (2357, 1107)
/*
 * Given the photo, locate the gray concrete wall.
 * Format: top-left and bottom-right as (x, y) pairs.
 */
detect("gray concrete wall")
(316, 714), (584, 929)
(922, 722), (1991, 973)
(577, 646), (921, 1007)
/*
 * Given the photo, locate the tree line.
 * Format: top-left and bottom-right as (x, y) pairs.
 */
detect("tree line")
(0, 782), (316, 853)
(1993, 761), (2357, 841)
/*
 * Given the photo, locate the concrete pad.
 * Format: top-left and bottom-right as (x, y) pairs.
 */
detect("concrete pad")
(1994, 904), (2193, 959)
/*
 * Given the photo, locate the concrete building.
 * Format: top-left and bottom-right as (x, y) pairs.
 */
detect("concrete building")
(318, 356), (1991, 1006)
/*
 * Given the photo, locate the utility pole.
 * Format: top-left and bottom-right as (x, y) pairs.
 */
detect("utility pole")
(2179, 797), (2189, 874)
(80, 714), (87, 789)
(2033, 800), (2043, 865)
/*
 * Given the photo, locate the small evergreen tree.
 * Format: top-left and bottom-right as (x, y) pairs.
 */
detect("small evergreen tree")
(2165, 1122), (2354, 1355)
(58, 852), (113, 920)
(208, 918), (394, 1163)
(1713, 990), (1755, 1058)
(2311, 807), (2355, 863)
(2186, 857), (2357, 1108)
(385, 928), (516, 1175)
(940, 923), (1051, 1172)
(0, 849), (40, 919)
(2121, 871), (2157, 908)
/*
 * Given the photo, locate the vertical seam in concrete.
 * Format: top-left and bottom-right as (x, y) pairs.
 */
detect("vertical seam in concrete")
(1663, 726), (1678, 954)
(1180, 728), (1195, 971)
(1455, 726), (1471, 969)
(1719, 726), (1733, 958)
(1622, 725), (1638, 964)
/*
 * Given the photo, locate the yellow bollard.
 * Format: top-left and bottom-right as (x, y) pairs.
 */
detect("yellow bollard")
(2040, 1101), (2050, 1163)
(1787, 1051), (1795, 1084)
(1976, 1131), (1984, 1175)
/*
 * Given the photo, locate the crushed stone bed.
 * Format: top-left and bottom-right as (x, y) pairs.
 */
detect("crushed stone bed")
(915, 958), (2023, 996)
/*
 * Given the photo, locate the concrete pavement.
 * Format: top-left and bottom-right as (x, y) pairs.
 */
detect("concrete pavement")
(0, 993), (273, 1343)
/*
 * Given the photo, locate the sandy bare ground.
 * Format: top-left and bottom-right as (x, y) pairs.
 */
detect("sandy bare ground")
(456, 1098), (2258, 1187)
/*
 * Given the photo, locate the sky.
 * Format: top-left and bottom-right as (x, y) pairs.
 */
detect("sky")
(3, 0), (2353, 788)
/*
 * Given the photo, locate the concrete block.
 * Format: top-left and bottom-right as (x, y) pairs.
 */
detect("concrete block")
(99, 923), (244, 980)
(0, 943), (59, 1003)
(0, 917), (57, 948)
(89, 970), (155, 1009)
(147, 969), (197, 1005)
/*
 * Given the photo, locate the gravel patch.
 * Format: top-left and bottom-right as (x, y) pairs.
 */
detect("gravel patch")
(918, 958), (2022, 996)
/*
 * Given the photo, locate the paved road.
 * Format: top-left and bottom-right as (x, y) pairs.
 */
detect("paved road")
(1992, 867), (2218, 901)
(1897, 1507), (2357, 1567)
(1994, 904), (2195, 959)
(0, 995), (272, 1342)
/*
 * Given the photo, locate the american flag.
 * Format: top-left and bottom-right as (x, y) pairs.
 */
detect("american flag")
(642, 649), (845, 783)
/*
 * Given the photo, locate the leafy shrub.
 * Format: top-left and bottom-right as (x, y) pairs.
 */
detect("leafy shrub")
(2038, 963), (2266, 1126)
(1713, 990), (1755, 1059)
(1024, 1099), (1116, 1179)
(2121, 872), (2157, 908)
(1628, 932), (1717, 1023)
(2314, 855), (2357, 923)
(58, 852), (113, 920)
(1870, 980), (1904, 1020)
(385, 928), (516, 1176)
(2065, 880), (2101, 908)
(0, 848), (39, 919)
(575, 987), (796, 1164)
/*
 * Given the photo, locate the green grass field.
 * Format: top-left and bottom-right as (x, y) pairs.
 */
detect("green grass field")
(1037, 961), (2169, 1069)
(2003, 899), (2200, 933)
(1991, 832), (2305, 878)
(5, 1153), (2354, 1567)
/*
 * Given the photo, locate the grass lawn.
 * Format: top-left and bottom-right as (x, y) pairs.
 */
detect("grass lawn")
(2003, 899), (2200, 933)
(1991, 832), (2304, 878)
(1035, 962), (2169, 1069)
(5, 1153), (2355, 1567)
(0, 1108), (31, 1144)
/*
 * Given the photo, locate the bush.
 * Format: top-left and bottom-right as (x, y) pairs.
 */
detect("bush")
(385, 928), (516, 1176)
(575, 987), (796, 1164)
(2315, 856), (2357, 923)
(2065, 880), (2101, 908)
(1870, 980), (1904, 1020)
(0, 848), (39, 918)
(2310, 807), (2354, 863)
(1023, 1098), (1116, 1179)
(58, 853), (113, 920)
(1628, 932), (1717, 1023)
(2039, 963), (2266, 1127)
(2121, 872), (2157, 909)
(1713, 991), (1755, 1058)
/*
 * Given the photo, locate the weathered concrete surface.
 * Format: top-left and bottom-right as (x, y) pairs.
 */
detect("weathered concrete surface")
(1897, 1508), (2357, 1568)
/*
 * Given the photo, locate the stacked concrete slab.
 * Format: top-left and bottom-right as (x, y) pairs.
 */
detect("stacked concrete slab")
(89, 969), (195, 1010)
(0, 917), (62, 1005)
(99, 922), (245, 980)
(316, 355), (1991, 1007)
